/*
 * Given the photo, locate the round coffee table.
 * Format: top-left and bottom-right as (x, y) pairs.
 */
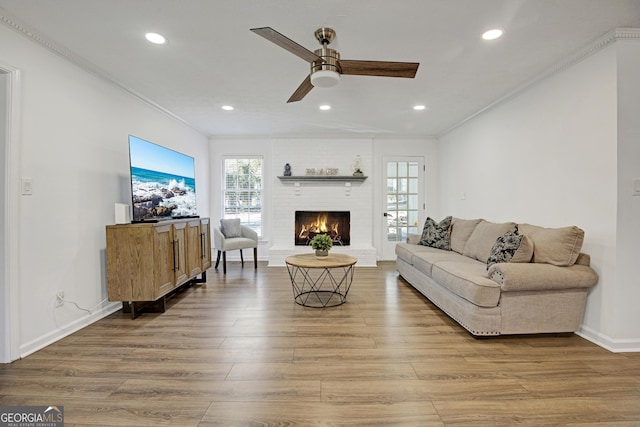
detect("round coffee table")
(285, 253), (357, 307)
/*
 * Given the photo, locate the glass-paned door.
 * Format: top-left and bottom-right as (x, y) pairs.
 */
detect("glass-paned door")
(382, 157), (424, 259)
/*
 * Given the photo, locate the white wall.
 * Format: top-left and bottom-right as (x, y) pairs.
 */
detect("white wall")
(0, 24), (209, 359)
(438, 38), (640, 351)
(613, 39), (640, 346)
(211, 137), (438, 263)
(0, 71), (7, 361)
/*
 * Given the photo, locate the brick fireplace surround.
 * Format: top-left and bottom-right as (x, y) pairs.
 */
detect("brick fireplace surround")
(268, 139), (377, 266)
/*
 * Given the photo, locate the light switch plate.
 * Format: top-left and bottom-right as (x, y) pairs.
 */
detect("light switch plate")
(633, 178), (640, 196)
(21, 177), (33, 195)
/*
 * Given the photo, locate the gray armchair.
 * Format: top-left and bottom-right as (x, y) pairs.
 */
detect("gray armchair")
(213, 219), (258, 274)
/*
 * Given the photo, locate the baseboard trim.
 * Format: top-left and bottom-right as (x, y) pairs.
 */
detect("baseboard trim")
(577, 324), (640, 353)
(19, 302), (121, 359)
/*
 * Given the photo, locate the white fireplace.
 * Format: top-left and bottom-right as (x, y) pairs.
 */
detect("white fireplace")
(268, 138), (377, 266)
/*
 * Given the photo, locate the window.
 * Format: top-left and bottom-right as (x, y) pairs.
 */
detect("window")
(223, 157), (263, 236)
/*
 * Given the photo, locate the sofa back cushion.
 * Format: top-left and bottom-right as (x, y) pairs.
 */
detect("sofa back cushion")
(463, 220), (517, 263)
(518, 224), (584, 266)
(450, 218), (483, 254)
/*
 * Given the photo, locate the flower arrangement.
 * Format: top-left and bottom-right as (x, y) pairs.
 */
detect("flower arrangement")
(310, 234), (333, 255)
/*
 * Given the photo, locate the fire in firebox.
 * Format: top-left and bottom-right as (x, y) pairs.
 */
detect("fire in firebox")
(295, 211), (350, 246)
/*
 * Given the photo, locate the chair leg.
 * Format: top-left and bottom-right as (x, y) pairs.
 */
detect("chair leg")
(222, 251), (227, 274)
(215, 250), (221, 269)
(253, 247), (258, 269)
(240, 249), (244, 266)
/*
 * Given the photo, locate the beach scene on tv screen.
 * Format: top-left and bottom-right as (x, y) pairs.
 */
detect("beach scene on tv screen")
(129, 136), (197, 220)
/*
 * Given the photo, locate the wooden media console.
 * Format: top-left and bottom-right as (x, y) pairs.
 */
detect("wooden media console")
(106, 218), (211, 318)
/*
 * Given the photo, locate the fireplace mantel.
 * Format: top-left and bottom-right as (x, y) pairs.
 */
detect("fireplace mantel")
(278, 175), (367, 183)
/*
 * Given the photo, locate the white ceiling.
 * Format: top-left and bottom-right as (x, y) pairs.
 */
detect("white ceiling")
(1, 0), (640, 138)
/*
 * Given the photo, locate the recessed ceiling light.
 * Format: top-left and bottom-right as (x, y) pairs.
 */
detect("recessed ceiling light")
(145, 32), (166, 44)
(319, 105), (331, 111)
(482, 29), (503, 41)
(413, 105), (426, 111)
(221, 105), (234, 111)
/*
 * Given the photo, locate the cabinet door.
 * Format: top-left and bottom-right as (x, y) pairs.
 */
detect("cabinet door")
(185, 220), (203, 277)
(107, 226), (155, 301)
(172, 222), (189, 286)
(200, 219), (212, 270)
(152, 223), (175, 298)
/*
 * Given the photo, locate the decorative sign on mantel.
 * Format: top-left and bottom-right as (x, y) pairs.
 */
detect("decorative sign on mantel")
(305, 167), (339, 176)
(277, 175), (367, 183)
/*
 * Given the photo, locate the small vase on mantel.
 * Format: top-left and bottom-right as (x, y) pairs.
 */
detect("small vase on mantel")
(353, 155), (364, 176)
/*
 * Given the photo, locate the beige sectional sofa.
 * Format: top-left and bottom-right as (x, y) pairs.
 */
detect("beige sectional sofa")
(395, 218), (599, 336)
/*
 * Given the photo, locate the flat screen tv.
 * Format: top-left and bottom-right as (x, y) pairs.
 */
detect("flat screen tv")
(128, 135), (198, 222)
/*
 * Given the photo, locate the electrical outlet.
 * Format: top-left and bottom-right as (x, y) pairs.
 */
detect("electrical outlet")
(55, 291), (64, 308)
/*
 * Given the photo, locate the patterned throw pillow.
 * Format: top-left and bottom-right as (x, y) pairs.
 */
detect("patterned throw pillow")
(486, 225), (533, 270)
(418, 216), (452, 250)
(220, 218), (242, 238)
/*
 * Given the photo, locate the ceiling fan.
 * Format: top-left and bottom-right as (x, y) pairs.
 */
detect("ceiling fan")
(250, 27), (420, 103)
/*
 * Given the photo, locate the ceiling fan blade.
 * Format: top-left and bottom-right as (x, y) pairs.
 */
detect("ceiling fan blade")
(250, 27), (323, 63)
(287, 75), (314, 103)
(339, 60), (419, 78)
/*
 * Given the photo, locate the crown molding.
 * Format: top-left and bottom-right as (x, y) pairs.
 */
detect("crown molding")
(437, 27), (640, 138)
(612, 27), (640, 39)
(0, 7), (206, 136)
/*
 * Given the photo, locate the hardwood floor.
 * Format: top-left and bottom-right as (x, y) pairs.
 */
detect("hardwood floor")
(1, 261), (639, 426)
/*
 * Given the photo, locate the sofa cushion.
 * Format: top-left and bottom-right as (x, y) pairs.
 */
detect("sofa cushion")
(431, 261), (501, 307)
(220, 218), (242, 238)
(450, 218), (483, 254)
(518, 224), (584, 266)
(486, 226), (534, 270)
(462, 220), (517, 263)
(406, 234), (421, 245)
(418, 216), (452, 250)
(395, 242), (438, 265)
(412, 250), (476, 277)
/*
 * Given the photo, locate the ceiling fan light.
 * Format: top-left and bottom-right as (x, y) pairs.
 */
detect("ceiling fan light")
(482, 29), (503, 40)
(145, 32), (166, 44)
(311, 70), (340, 88)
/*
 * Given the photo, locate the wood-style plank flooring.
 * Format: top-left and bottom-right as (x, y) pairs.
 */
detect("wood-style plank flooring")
(1, 262), (639, 426)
